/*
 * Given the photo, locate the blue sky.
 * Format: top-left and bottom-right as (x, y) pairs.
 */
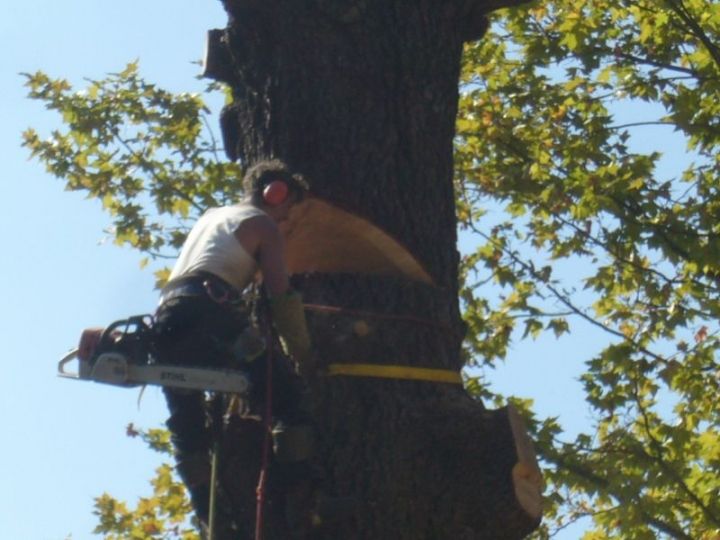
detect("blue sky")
(1, 2), (691, 539)
(2, 2), (226, 538)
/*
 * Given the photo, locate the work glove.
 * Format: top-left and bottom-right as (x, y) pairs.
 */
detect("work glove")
(270, 290), (314, 375)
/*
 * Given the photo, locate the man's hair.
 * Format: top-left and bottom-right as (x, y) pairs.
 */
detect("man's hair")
(242, 159), (309, 205)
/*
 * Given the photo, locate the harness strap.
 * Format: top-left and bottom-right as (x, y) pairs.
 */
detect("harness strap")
(159, 273), (244, 306)
(326, 363), (462, 384)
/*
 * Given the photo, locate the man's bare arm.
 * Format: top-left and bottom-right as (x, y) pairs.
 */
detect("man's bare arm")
(235, 215), (290, 297)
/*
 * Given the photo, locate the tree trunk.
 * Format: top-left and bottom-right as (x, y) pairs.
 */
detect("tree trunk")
(206, 1), (541, 538)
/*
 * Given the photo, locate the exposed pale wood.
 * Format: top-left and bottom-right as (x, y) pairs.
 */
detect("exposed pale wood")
(508, 405), (544, 520)
(281, 198), (434, 285)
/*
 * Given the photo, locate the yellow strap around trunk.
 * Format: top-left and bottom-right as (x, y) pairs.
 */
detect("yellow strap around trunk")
(326, 363), (462, 384)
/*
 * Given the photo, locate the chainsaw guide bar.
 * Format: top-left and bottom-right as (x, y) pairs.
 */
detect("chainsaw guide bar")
(58, 349), (251, 394)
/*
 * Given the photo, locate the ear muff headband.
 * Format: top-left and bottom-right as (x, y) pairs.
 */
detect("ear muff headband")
(262, 180), (290, 206)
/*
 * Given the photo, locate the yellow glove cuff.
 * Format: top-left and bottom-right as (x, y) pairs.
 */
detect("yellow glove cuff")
(270, 290), (312, 363)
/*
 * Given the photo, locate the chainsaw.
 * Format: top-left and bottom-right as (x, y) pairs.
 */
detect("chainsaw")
(58, 315), (251, 395)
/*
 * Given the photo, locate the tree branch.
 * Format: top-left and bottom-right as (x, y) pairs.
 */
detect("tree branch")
(467, 221), (672, 366)
(643, 512), (695, 540)
(610, 121), (677, 130)
(612, 49), (701, 78)
(632, 385), (720, 529)
(664, 0), (720, 71)
(116, 135), (205, 214)
(201, 113), (223, 164)
(608, 194), (695, 262)
(547, 451), (695, 540)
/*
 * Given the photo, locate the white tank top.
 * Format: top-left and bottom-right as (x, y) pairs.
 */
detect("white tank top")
(168, 204), (265, 291)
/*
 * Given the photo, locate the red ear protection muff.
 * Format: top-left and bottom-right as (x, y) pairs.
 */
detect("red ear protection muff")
(262, 180), (289, 206)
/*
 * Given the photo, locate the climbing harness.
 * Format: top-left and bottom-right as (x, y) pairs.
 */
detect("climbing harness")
(159, 273), (245, 306)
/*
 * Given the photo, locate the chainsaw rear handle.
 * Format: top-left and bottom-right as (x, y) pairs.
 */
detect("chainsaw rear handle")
(98, 315), (153, 349)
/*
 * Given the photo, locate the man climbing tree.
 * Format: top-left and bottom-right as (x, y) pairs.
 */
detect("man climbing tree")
(45, 0), (543, 538)
(78, 160), (322, 537)
(151, 159), (319, 537)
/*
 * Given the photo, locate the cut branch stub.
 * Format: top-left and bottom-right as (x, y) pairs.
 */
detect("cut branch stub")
(508, 405), (544, 521)
(409, 401), (543, 537)
(203, 29), (235, 85)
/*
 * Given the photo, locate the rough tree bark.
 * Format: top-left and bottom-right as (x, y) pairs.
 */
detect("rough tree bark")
(204, 1), (541, 538)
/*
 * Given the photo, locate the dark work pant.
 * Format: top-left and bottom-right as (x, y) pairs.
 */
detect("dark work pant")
(153, 295), (306, 458)
(154, 294), (315, 529)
